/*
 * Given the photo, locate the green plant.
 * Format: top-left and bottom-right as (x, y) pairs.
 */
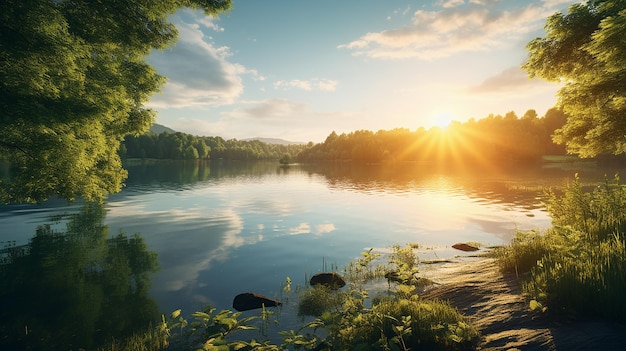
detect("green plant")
(493, 229), (555, 275)
(295, 244), (478, 350)
(500, 175), (626, 322)
(545, 174), (626, 241)
(343, 248), (385, 284)
(386, 244), (420, 286)
(104, 243), (480, 351)
(319, 295), (478, 350)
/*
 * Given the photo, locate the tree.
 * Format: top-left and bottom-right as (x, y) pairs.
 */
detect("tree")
(0, 0), (231, 203)
(523, 0), (626, 157)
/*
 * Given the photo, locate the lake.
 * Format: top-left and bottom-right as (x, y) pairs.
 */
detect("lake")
(1, 158), (624, 349)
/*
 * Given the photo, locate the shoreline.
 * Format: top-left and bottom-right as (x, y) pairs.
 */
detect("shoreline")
(419, 256), (626, 350)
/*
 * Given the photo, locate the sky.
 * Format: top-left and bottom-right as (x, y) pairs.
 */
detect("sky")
(146, 0), (579, 143)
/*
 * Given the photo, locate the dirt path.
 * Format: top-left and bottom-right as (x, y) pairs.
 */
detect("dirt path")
(419, 257), (626, 351)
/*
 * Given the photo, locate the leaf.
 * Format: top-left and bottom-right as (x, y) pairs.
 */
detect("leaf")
(171, 309), (182, 319)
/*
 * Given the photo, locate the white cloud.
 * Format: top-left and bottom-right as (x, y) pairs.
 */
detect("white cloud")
(226, 98), (309, 119)
(338, 1), (574, 60)
(147, 15), (250, 108)
(469, 66), (556, 94)
(440, 0), (465, 8)
(274, 79), (338, 91)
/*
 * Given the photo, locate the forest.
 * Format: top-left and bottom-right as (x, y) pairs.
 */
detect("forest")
(297, 108), (568, 164)
(122, 108), (568, 164)
(121, 133), (309, 161)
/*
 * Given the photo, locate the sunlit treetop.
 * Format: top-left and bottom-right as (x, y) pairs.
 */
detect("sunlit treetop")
(523, 0), (626, 157)
(0, 0), (231, 203)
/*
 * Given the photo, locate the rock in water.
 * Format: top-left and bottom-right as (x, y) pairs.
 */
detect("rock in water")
(309, 272), (346, 289)
(232, 292), (281, 311)
(452, 243), (480, 252)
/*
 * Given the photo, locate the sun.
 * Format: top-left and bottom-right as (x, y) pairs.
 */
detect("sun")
(432, 111), (457, 129)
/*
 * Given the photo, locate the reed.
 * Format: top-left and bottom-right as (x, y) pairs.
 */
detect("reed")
(497, 174), (626, 322)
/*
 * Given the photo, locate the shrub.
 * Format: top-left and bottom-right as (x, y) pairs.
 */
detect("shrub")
(493, 229), (559, 275)
(323, 296), (478, 351)
(498, 175), (626, 322)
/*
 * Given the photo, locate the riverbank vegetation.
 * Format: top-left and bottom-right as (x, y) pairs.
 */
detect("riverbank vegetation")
(94, 245), (479, 351)
(495, 175), (626, 322)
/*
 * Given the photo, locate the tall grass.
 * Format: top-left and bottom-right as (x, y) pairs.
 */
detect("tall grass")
(324, 296), (477, 351)
(497, 174), (626, 322)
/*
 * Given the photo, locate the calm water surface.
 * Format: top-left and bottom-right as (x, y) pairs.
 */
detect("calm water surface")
(1, 159), (623, 347)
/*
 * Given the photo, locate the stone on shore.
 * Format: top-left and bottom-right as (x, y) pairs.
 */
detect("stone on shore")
(452, 243), (480, 252)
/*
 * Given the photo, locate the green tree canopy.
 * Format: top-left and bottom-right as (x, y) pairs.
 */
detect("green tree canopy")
(523, 0), (626, 157)
(0, 0), (231, 203)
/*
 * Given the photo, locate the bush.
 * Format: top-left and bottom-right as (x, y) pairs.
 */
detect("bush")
(323, 296), (478, 351)
(497, 174), (626, 322)
(493, 230), (555, 275)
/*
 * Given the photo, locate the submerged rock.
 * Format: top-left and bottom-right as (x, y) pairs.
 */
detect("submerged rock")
(232, 292), (281, 311)
(452, 243), (480, 252)
(309, 272), (346, 289)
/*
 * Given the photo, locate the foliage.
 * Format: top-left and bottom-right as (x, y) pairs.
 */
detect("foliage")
(296, 245), (479, 350)
(298, 285), (351, 317)
(296, 108), (567, 164)
(343, 248), (385, 284)
(324, 296), (478, 351)
(496, 175), (626, 322)
(109, 245), (477, 351)
(0, 0), (232, 203)
(524, 0), (626, 157)
(545, 174), (626, 241)
(122, 132), (308, 161)
(492, 230), (555, 275)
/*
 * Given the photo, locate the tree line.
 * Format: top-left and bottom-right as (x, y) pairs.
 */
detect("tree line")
(296, 108), (568, 164)
(121, 132), (310, 161)
(123, 108), (567, 164)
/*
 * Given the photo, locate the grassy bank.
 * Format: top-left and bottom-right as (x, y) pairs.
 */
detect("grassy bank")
(495, 174), (626, 321)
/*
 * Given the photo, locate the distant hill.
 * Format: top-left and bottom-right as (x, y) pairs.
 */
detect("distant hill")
(150, 123), (176, 134)
(243, 137), (305, 145)
(146, 125), (304, 145)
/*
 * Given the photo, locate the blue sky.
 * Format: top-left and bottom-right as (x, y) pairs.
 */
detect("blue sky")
(147, 0), (577, 142)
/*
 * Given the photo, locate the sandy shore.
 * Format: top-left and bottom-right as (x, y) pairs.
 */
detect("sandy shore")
(419, 256), (626, 351)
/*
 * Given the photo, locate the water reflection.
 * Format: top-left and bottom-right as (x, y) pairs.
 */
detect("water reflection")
(122, 159), (287, 191)
(300, 162), (579, 210)
(0, 203), (159, 351)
